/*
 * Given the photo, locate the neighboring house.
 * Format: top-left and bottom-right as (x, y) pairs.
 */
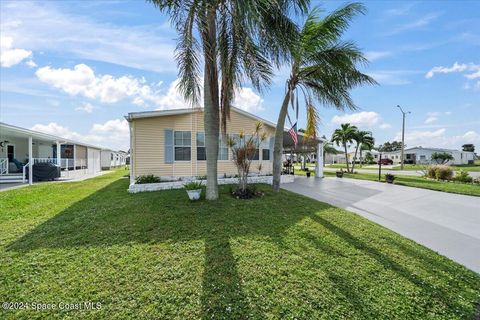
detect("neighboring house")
(403, 147), (475, 165)
(101, 150), (128, 170)
(1, 122), (103, 184)
(126, 107), (277, 184)
(369, 147), (475, 165)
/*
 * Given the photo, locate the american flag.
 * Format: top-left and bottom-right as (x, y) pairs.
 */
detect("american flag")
(288, 122), (298, 146)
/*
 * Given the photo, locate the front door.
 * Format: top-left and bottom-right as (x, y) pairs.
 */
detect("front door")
(7, 145), (15, 161)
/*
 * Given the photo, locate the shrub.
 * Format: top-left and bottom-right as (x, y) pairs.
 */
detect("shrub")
(184, 181), (203, 190)
(435, 165), (454, 180)
(135, 175), (161, 184)
(453, 170), (473, 183)
(425, 165), (453, 180)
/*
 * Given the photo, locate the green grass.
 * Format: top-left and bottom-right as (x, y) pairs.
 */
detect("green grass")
(325, 171), (480, 197)
(1, 170), (479, 319)
(390, 164), (480, 172)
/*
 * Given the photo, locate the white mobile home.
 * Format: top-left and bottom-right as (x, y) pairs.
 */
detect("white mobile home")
(101, 149), (128, 170)
(403, 147), (475, 165)
(1, 122), (103, 185)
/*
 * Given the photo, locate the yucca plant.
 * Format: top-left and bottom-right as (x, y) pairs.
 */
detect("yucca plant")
(227, 122), (266, 197)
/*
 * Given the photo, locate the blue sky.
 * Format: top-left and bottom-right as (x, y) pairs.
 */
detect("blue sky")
(0, 0), (479, 151)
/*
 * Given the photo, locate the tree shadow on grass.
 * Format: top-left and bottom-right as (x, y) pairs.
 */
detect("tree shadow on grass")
(309, 214), (479, 316)
(6, 178), (480, 318)
(6, 178), (317, 319)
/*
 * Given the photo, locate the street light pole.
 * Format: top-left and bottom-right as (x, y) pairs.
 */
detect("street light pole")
(396, 105), (411, 170)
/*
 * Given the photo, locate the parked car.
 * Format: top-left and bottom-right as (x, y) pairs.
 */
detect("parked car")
(378, 158), (393, 165)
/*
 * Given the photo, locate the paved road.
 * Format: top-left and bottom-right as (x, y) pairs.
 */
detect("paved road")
(283, 176), (480, 273)
(323, 167), (480, 178)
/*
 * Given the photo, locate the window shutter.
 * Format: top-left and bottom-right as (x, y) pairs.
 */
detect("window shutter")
(269, 137), (274, 161)
(165, 129), (174, 163)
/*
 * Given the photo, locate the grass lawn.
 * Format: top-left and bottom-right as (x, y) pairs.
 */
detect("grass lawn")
(391, 164), (480, 172)
(1, 170), (479, 319)
(324, 171), (480, 197)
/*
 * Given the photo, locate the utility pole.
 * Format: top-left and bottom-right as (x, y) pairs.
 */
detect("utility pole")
(396, 105), (411, 170)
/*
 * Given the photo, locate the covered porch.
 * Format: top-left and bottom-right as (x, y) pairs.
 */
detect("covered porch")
(0, 123), (96, 185)
(282, 131), (325, 178)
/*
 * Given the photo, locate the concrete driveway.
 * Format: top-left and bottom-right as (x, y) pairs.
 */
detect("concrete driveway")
(282, 176), (480, 273)
(323, 167), (480, 178)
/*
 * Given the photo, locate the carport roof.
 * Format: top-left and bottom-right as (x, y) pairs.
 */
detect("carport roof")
(0, 122), (103, 149)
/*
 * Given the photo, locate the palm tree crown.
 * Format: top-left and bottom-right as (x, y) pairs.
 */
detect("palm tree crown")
(272, 3), (377, 191)
(331, 123), (358, 172)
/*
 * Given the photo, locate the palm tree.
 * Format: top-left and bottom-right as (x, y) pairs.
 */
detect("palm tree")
(331, 123), (358, 173)
(323, 142), (338, 166)
(359, 135), (375, 166)
(351, 130), (374, 172)
(272, 3), (377, 191)
(150, 0), (307, 200)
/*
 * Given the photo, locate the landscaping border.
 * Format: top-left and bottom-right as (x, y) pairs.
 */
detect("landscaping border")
(128, 175), (295, 193)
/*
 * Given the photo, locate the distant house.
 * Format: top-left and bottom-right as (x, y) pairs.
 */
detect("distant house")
(1, 122), (103, 184)
(101, 150), (128, 170)
(371, 147), (475, 165)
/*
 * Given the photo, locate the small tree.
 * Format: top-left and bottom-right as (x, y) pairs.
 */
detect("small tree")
(227, 122), (266, 198)
(431, 152), (454, 164)
(462, 144), (475, 152)
(364, 152), (374, 164)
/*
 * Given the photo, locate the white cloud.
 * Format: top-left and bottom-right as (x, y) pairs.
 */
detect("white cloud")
(233, 87), (264, 112)
(425, 62), (480, 90)
(424, 116), (437, 124)
(331, 111), (389, 129)
(31, 119), (129, 150)
(367, 70), (417, 85)
(379, 123), (392, 129)
(1, 1), (175, 72)
(153, 79), (264, 112)
(386, 12), (441, 35)
(0, 35), (32, 67)
(75, 102), (94, 113)
(394, 128), (480, 149)
(425, 62), (476, 78)
(25, 59), (37, 68)
(364, 51), (392, 61)
(36, 63), (162, 106)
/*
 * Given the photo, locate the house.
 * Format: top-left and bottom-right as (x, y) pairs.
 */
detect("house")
(402, 147), (475, 165)
(126, 107), (325, 185)
(369, 147), (475, 165)
(101, 149), (128, 170)
(1, 122), (103, 184)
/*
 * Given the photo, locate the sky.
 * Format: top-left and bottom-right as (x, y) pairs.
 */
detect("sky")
(0, 0), (479, 151)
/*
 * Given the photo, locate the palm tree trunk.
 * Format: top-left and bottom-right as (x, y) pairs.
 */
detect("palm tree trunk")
(351, 144), (359, 173)
(272, 89), (291, 192)
(344, 144), (350, 173)
(203, 7), (219, 200)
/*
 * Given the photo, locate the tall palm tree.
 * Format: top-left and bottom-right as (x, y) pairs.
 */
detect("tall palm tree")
(150, 0), (307, 199)
(351, 130), (374, 172)
(359, 134), (375, 166)
(272, 3), (377, 191)
(331, 123), (358, 173)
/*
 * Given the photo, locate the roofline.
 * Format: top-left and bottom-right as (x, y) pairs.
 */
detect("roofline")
(125, 107), (327, 141)
(0, 122), (103, 149)
(404, 146), (473, 152)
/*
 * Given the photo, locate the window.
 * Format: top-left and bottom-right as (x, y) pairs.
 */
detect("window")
(196, 133), (229, 160)
(174, 131), (191, 161)
(261, 139), (270, 160)
(196, 132), (206, 160)
(218, 135), (228, 160)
